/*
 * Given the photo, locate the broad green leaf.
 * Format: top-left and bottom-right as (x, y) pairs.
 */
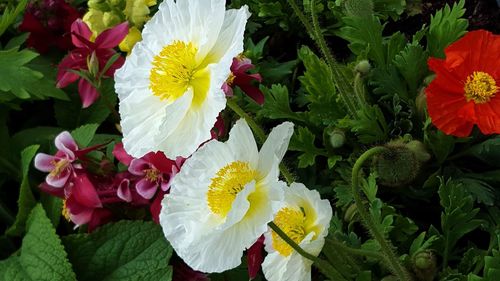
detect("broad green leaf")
(0, 205), (76, 281)
(10, 127), (61, 154)
(71, 124), (100, 148)
(63, 220), (173, 281)
(0, 48), (42, 99)
(6, 145), (39, 236)
(462, 137), (500, 168)
(427, 0), (468, 57)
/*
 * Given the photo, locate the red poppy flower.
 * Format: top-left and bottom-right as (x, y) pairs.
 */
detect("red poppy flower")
(426, 30), (500, 137)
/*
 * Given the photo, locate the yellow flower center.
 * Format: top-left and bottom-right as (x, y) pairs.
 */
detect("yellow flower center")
(149, 40), (210, 107)
(62, 200), (71, 221)
(207, 161), (257, 217)
(464, 71), (498, 104)
(144, 168), (160, 182)
(49, 159), (70, 177)
(271, 203), (322, 257)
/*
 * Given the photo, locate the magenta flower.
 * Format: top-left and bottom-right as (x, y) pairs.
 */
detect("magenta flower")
(247, 236), (265, 279)
(129, 153), (179, 200)
(56, 19), (128, 108)
(64, 171), (103, 227)
(223, 56), (264, 105)
(34, 131), (79, 188)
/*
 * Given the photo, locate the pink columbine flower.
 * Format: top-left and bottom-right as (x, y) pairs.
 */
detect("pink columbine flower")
(222, 56), (265, 105)
(56, 19), (128, 108)
(34, 131), (79, 188)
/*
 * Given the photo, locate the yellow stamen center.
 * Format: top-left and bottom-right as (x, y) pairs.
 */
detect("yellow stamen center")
(271, 207), (307, 256)
(226, 72), (236, 86)
(464, 71), (498, 104)
(144, 168), (160, 182)
(49, 159), (70, 177)
(207, 161), (257, 217)
(62, 200), (71, 221)
(149, 40), (210, 107)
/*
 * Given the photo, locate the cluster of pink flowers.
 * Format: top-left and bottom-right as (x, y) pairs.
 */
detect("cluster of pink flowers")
(34, 131), (181, 231)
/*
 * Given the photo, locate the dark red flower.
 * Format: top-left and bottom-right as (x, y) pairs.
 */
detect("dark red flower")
(19, 0), (80, 53)
(223, 56), (264, 105)
(426, 30), (500, 137)
(247, 236), (265, 279)
(56, 19), (128, 108)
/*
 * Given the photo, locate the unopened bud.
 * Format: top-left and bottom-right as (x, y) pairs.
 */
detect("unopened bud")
(88, 51), (100, 78)
(103, 11), (121, 27)
(413, 250), (437, 281)
(88, 0), (109, 11)
(355, 60), (371, 76)
(415, 87), (427, 117)
(328, 128), (346, 148)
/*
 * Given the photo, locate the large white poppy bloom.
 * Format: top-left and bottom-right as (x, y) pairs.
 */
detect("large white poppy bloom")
(262, 183), (332, 281)
(160, 119), (294, 272)
(115, 0), (249, 158)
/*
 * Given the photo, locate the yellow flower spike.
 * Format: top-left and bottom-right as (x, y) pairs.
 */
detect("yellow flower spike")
(124, 0), (151, 27)
(119, 26), (142, 54)
(83, 9), (107, 37)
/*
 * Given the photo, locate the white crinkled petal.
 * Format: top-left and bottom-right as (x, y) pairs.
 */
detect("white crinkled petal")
(226, 118), (259, 168)
(262, 250), (312, 281)
(257, 122), (294, 177)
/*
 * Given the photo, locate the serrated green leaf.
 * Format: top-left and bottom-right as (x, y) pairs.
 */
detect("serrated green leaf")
(71, 124), (100, 148)
(393, 43), (428, 97)
(427, 0), (468, 57)
(343, 105), (389, 144)
(258, 84), (304, 122)
(298, 46), (345, 124)
(0, 0), (28, 37)
(6, 145), (39, 236)
(0, 205), (76, 281)
(288, 126), (326, 168)
(0, 48), (42, 99)
(373, 0), (406, 20)
(462, 137), (500, 168)
(63, 220), (173, 281)
(337, 13), (385, 66)
(424, 118), (455, 164)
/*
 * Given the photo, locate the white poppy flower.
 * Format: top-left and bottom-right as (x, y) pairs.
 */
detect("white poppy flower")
(115, 0), (249, 158)
(160, 119), (294, 272)
(262, 182), (333, 281)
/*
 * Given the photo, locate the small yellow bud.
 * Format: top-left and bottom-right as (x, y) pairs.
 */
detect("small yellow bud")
(83, 9), (107, 37)
(124, 0), (151, 27)
(103, 11), (122, 27)
(119, 26), (142, 54)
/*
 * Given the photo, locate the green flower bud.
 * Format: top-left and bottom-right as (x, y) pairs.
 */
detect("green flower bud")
(87, 51), (100, 78)
(412, 250), (437, 281)
(83, 9), (107, 36)
(373, 139), (429, 187)
(124, 0), (151, 27)
(415, 87), (427, 118)
(108, 0), (124, 8)
(328, 128), (346, 148)
(381, 276), (399, 281)
(344, 203), (358, 222)
(88, 0), (110, 11)
(355, 60), (371, 76)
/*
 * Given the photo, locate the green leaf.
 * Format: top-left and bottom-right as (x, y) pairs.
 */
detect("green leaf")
(0, 48), (42, 99)
(456, 178), (495, 206)
(0, 0), (28, 37)
(427, 0), (468, 57)
(0, 205), (76, 281)
(342, 105), (389, 144)
(462, 137), (500, 168)
(288, 126), (326, 168)
(71, 124), (100, 147)
(373, 0), (406, 20)
(439, 178), (484, 265)
(298, 46), (345, 124)
(6, 145), (39, 236)
(424, 119), (455, 164)
(258, 84), (305, 122)
(393, 43), (428, 97)
(62, 220), (173, 281)
(337, 12), (385, 66)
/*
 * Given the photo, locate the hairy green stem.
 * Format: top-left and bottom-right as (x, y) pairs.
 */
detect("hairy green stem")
(226, 99), (294, 185)
(351, 147), (413, 281)
(268, 222), (348, 281)
(327, 238), (385, 260)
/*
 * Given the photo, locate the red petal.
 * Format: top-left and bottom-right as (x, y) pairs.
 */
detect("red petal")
(113, 142), (135, 166)
(71, 19), (93, 48)
(95, 22), (128, 49)
(71, 172), (102, 208)
(78, 79), (100, 108)
(247, 236), (265, 279)
(150, 192), (164, 224)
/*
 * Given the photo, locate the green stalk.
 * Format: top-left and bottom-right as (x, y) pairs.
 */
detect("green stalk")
(268, 222), (347, 281)
(351, 147), (413, 281)
(327, 238), (385, 260)
(226, 99), (294, 185)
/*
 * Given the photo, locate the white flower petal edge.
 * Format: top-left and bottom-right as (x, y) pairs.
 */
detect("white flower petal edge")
(160, 119), (294, 273)
(115, 0), (250, 159)
(262, 182), (333, 281)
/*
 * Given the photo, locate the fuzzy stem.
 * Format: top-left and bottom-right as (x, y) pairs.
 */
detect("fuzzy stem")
(226, 99), (294, 185)
(268, 222), (348, 281)
(351, 147), (413, 281)
(327, 238), (385, 260)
